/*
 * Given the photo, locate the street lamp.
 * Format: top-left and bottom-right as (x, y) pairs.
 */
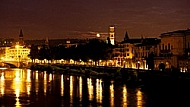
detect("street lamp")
(137, 61), (140, 69)
(99, 60), (102, 66)
(123, 60), (126, 68)
(89, 59), (92, 65)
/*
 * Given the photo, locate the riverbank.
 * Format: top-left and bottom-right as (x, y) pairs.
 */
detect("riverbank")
(30, 64), (140, 85)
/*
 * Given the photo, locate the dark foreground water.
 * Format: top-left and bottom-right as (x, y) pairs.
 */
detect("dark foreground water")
(0, 69), (190, 107)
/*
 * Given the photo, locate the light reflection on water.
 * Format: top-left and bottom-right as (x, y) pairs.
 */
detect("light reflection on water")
(0, 69), (147, 107)
(0, 72), (5, 96)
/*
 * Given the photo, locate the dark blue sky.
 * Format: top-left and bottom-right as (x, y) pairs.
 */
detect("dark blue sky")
(0, 0), (190, 41)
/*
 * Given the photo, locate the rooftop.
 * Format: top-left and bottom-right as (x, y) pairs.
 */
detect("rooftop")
(160, 29), (190, 37)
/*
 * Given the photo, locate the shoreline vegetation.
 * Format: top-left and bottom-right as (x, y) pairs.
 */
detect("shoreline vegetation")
(30, 64), (140, 86)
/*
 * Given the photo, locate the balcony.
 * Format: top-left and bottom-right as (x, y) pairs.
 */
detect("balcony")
(159, 50), (173, 57)
(160, 50), (171, 53)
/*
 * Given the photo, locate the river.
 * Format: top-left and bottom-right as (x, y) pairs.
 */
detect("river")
(0, 68), (189, 107)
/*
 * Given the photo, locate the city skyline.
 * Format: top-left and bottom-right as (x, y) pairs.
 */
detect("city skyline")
(0, 0), (190, 41)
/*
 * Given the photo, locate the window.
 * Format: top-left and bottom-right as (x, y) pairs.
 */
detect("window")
(162, 44), (164, 50)
(168, 43), (170, 50)
(127, 53), (129, 56)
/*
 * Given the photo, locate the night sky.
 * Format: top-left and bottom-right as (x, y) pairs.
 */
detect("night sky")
(0, 0), (190, 41)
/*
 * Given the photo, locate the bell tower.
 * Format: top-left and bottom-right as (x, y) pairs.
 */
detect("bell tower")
(109, 26), (115, 45)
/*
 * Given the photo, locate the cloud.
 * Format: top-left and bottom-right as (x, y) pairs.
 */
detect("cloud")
(65, 30), (108, 39)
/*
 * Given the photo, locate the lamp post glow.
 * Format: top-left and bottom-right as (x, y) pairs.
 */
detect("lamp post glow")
(89, 59), (92, 65)
(123, 61), (126, 68)
(137, 61), (140, 70)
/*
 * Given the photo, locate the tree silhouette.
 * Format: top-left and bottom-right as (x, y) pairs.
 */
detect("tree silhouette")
(29, 39), (113, 64)
(146, 52), (154, 70)
(38, 45), (51, 61)
(28, 44), (39, 63)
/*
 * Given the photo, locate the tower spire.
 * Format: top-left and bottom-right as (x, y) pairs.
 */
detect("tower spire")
(19, 29), (23, 37)
(18, 29), (24, 45)
(124, 31), (129, 41)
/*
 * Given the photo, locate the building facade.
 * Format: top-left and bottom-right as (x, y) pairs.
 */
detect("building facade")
(154, 29), (190, 72)
(134, 38), (160, 69)
(0, 44), (30, 62)
(113, 42), (135, 67)
(113, 32), (142, 68)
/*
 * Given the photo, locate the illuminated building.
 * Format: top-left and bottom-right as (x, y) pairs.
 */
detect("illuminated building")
(0, 29), (30, 62)
(113, 32), (142, 68)
(10, 44), (30, 61)
(134, 37), (160, 69)
(1, 43), (30, 61)
(154, 29), (190, 72)
(113, 31), (160, 69)
(113, 42), (136, 67)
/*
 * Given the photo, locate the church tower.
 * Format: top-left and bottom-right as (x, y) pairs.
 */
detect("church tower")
(19, 29), (24, 45)
(109, 26), (115, 45)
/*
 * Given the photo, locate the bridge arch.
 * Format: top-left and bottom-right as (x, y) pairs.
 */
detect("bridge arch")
(3, 62), (18, 68)
(0, 61), (19, 68)
(157, 61), (172, 71)
(158, 63), (165, 71)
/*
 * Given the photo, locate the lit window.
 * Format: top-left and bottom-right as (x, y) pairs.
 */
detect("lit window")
(66, 41), (70, 43)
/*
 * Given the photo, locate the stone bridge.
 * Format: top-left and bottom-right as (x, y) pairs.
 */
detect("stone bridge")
(0, 61), (28, 68)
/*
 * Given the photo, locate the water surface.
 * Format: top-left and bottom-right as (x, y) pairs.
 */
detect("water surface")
(1, 68), (189, 107)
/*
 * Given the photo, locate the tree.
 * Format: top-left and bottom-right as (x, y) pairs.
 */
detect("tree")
(38, 45), (51, 61)
(84, 39), (113, 64)
(29, 39), (113, 64)
(146, 52), (154, 70)
(28, 44), (39, 63)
